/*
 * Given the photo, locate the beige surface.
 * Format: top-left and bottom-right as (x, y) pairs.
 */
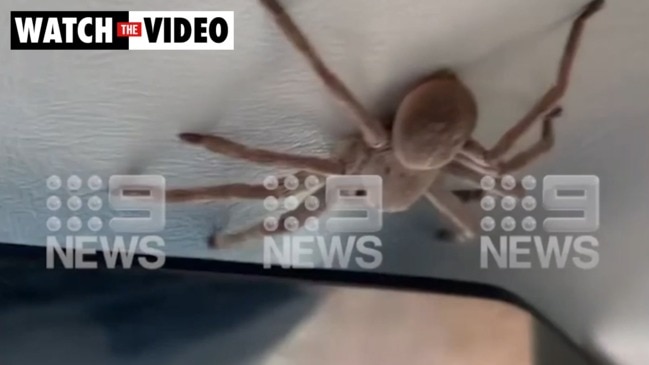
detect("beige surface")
(264, 288), (532, 365)
(2, 0), (647, 362)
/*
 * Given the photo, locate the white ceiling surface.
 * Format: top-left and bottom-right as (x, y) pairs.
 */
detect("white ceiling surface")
(1, 0), (648, 363)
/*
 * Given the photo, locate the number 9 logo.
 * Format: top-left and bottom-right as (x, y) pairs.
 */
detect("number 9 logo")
(542, 175), (600, 233)
(108, 175), (166, 233)
(325, 175), (383, 233)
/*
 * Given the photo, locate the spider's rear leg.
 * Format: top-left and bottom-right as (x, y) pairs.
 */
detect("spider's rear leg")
(496, 107), (558, 174)
(454, 106), (560, 180)
(212, 187), (328, 249)
(485, 0), (604, 160)
(179, 133), (344, 175)
(425, 180), (480, 243)
(443, 162), (525, 198)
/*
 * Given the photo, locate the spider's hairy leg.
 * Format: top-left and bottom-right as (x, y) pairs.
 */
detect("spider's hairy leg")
(425, 178), (479, 243)
(167, 183), (280, 203)
(166, 172), (318, 203)
(457, 106), (559, 175)
(496, 107), (558, 174)
(486, 0), (605, 160)
(258, 0), (389, 149)
(178, 133), (344, 175)
(212, 186), (328, 249)
(442, 162), (525, 198)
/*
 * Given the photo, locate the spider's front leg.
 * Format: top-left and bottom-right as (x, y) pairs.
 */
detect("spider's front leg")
(178, 133), (344, 175)
(258, 0), (389, 149)
(175, 129), (337, 248)
(166, 172), (317, 203)
(165, 169), (325, 249)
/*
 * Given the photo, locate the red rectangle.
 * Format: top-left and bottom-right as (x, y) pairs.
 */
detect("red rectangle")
(116, 22), (142, 37)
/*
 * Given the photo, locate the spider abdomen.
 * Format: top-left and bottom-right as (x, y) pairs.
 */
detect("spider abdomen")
(392, 71), (478, 171)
